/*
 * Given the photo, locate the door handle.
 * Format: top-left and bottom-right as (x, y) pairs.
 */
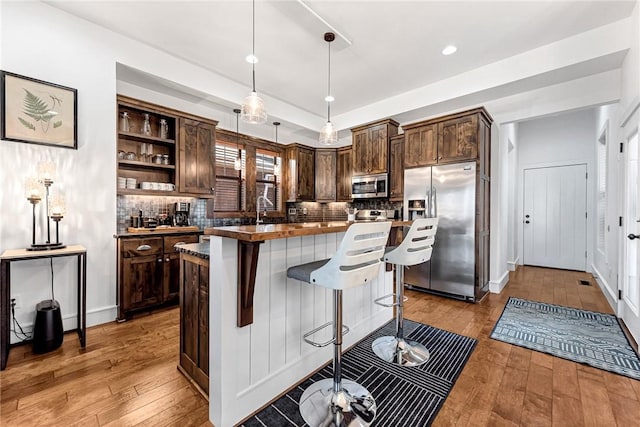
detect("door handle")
(525, 220), (530, 224)
(628, 233), (640, 240)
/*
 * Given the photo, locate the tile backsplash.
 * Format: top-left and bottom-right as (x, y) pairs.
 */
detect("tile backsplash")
(117, 196), (403, 232)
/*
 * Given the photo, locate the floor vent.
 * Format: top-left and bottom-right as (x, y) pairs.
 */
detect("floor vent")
(578, 280), (592, 286)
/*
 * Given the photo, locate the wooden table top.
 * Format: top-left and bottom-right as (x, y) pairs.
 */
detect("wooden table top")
(0, 244), (87, 261)
(204, 220), (411, 242)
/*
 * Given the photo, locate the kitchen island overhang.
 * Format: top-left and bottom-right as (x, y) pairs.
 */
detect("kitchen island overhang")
(204, 221), (408, 426)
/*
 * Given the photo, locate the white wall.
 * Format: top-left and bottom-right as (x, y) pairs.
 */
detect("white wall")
(593, 104), (620, 307)
(1, 2), (119, 340)
(516, 109), (597, 271)
(503, 123), (519, 270)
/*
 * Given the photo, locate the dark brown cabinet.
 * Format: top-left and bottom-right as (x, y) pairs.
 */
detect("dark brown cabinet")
(336, 146), (352, 201)
(315, 149), (337, 202)
(117, 96), (178, 196)
(403, 108), (489, 169)
(178, 118), (216, 195)
(117, 233), (199, 320)
(351, 119), (398, 176)
(404, 124), (437, 168)
(389, 134), (404, 202)
(438, 114), (479, 164)
(285, 144), (315, 201)
(179, 252), (209, 395)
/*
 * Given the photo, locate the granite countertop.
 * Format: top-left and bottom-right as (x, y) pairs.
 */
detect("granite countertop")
(175, 242), (209, 259)
(204, 220), (411, 242)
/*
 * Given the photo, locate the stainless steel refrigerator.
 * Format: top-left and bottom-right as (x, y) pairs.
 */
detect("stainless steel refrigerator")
(403, 162), (477, 301)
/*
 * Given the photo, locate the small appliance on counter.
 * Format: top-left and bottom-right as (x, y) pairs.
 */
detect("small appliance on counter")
(355, 209), (391, 221)
(174, 202), (191, 226)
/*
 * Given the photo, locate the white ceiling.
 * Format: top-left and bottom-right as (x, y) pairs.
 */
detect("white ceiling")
(47, 0), (636, 140)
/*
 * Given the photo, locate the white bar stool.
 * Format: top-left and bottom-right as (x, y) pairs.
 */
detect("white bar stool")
(372, 217), (438, 367)
(287, 221), (391, 427)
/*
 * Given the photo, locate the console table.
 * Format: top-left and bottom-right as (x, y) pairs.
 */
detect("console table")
(0, 245), (87, 370)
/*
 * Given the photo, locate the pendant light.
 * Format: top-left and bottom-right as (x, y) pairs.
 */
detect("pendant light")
(233, 108), (242, 170)
(273, 121), (281, 176)
(241, 0), (267, 124)
(319, 32), (338, 145)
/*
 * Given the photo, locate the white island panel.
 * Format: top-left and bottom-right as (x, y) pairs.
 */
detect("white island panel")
(209, 232), (393, 426)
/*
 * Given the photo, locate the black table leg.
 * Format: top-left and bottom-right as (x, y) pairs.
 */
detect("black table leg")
(1, 260), (10, 370)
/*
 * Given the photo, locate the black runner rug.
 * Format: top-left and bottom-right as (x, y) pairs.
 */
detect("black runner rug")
(240, 319), (477, 426)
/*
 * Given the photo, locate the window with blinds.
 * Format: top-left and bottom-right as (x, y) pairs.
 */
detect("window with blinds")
(256, 148), (282, 212)
(215, 141), (246, 212)
(597, 128), (607, 253)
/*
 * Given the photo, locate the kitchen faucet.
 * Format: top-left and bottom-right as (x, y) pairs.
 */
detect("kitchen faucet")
(256, 195), (273, 224)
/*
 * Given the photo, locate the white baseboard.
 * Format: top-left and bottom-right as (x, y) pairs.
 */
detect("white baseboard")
(590, 264), (617, 312)
(507, 257), (519, 272)
(489, 270), (510, 294)
(9, 305), (117, 344)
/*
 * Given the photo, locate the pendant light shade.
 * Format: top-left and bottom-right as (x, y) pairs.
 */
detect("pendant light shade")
(319, 32), (337, 145)
(241, 0), (267, 124)
(233, 108), (242, 171)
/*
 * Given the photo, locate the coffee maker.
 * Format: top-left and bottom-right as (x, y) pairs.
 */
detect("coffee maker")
(174, 202), (190, 226)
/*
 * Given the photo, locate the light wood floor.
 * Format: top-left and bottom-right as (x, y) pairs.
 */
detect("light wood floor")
(1, 266), (639, 426)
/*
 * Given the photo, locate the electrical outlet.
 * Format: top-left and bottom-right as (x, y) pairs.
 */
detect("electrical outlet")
(302, 207), (308, 215)
(12, 294), (21, 309)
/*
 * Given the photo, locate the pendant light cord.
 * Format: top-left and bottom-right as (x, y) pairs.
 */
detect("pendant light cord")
(327, 39), (331, 122)
(252, 0), (256, 92)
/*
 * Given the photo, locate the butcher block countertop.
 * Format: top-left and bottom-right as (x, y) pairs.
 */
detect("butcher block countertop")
(204, 220), (411, 242)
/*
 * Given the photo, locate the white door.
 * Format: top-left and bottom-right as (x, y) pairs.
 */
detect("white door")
(621, 130), (640, 342)
(523, 164), (587, 270)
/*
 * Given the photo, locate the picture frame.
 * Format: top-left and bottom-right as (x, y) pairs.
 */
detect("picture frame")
(1, 71), (77, 149)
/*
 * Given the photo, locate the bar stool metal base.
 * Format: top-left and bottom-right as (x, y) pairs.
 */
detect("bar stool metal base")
(371, 336), (430, 367)
(299, 378), (376, 427)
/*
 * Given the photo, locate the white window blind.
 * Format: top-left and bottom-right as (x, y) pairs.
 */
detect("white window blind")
(215, 141), (246, 212)
(597, 131), (607, 252)
(256, 149), (281, 212)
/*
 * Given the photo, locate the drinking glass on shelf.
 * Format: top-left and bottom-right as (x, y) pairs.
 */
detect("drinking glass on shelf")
(146, 144), (153, 162)
(120, 112), (130, 132)
(140, 143), (147, 162)
(142, 113), (152, 136)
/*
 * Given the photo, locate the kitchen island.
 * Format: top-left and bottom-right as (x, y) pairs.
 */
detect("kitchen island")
(203, 220), (408, 426)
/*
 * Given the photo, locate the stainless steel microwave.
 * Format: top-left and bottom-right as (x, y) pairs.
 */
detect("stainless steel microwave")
(351, 173), (388, 199)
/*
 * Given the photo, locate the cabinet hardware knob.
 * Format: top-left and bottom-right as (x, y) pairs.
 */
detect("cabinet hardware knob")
(157, 258), (163, 263)
(165, 258), (170, 262)
(174, 242), (186, 247)
(439, 156), (443, 160)
(136, 244), (151, 251)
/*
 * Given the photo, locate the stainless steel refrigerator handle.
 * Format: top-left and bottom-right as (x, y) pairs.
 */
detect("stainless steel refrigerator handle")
(430, 187), (437, 218)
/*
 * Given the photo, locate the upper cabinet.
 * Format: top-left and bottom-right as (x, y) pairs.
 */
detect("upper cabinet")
(315, 149), (337, 202)
(351, 119), (399, 176)
(285, 144), (315, 202)
(178, 118), (216, 196)
(404, 124), (437, 168)
(389, 134), (404, 202)
(117, 97), (178, 196)
(117, 95), (217, 198)
(402, 107), (492, 169)
(336, 146), (352, 201)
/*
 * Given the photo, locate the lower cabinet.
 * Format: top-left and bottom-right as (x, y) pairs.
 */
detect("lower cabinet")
(179, 252), (209, 395)
(117, 233), (199, 320)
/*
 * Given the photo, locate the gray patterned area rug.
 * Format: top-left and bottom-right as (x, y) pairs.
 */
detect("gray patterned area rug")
(491, 297), (640, 380)
(240, 320), (476, 427)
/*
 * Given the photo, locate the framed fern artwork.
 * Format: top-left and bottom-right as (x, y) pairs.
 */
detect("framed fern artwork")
(1, 71), (77, 149)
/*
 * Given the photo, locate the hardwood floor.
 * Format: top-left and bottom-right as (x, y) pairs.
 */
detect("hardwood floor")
(404, 266), (640, 427)
(1, 266), (638, 426)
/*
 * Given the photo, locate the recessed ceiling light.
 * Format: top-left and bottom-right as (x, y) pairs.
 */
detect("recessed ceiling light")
(442, 45), (457, 56)
(245, 54), (258, 64)
(325, 95), (335, 102)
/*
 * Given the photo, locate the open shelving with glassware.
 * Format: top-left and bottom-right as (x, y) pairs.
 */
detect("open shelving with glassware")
(117, 96), (178, 196)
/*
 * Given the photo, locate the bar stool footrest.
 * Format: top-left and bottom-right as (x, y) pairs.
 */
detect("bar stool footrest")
(374, 293), (409, 308)
(303, 321), (350, 347)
